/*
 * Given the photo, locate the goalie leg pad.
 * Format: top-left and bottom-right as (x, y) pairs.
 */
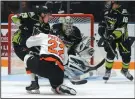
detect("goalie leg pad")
(68, 55), (90, 73)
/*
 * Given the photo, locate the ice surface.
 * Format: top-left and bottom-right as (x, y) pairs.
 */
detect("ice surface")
(1, 70), (135, 98)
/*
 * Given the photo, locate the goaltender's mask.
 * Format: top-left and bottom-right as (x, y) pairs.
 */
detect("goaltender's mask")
(60, 16), (74, 36)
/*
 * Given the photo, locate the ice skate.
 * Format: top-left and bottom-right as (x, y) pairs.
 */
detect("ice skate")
(103, 68), (111, 83)
(121, 68), (134, 81)
(52, 85), (77, 95)
(26, 76), (40, 94)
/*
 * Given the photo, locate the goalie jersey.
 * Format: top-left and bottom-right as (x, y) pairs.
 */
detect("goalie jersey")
(26, 33), (68, 63)
(50, 23), (82, 55)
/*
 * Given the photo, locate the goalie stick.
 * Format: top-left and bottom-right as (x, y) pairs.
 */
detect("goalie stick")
(105, 40), (118, 59)
(70, 78), (88, 85)
(102, 36), (119, 59)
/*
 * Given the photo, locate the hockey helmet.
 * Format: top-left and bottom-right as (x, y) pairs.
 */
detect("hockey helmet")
(60, 16), (74, 36)
(104, 1), (123, 10)
(35, 5), (52, 16)
(112, 1), (123, 5)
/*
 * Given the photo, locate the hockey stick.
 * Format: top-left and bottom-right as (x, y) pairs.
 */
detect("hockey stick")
(84, 58), (105, 72)
(103, 36), (119, 59)
(105, 40), (118, 59)
(103, 18), (119, 59)
(92, 34), (118, 59)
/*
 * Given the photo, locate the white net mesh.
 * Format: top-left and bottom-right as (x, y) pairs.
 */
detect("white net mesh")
(10, 24), (26, 74)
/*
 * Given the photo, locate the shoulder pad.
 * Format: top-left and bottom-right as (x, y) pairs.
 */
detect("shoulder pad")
(52, 23), (62, 29)
(73, 26), (80, 32)
(28, 12), (35, 17)
(104, 11), (109, 15)
(122, 9), (129, 15)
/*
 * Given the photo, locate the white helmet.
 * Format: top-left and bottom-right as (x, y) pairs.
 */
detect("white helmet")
(59, 16), (74, 36)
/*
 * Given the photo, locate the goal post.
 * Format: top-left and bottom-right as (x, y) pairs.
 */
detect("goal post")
(8, 14), (95, 75)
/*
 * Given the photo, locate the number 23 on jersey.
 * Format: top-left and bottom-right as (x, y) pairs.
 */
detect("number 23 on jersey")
(48, 39), (64, 60)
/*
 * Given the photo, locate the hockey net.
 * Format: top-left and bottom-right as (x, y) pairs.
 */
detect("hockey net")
(8, 14), (116, 76)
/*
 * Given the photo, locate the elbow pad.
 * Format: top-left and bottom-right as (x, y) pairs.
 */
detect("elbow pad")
(98, 22), (106, 37)
(11, 15), (21, 25)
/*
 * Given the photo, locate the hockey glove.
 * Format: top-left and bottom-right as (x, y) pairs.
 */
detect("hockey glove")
(98, 21), (106, 38)
(106, 34), (116, 43)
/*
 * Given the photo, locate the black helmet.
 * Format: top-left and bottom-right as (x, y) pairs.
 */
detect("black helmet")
(35, 5), (52, 16)
(104, 1), (123, 10)
(112, 1), (125, 6)
(113, 1), (121, 4)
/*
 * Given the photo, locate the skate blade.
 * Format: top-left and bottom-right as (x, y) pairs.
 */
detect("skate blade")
(103, 77), (109, 83)
(60, 89), (77, 95)
(104, 80), (108, 83)
(61, 86), (77, 95)
(27, 89), (40, 94)
(69, 89), (77, 95)
(121, 73), (134, 81)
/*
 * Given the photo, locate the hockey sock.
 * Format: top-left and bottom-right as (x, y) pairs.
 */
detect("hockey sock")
(105, 58), (114, 69)
(122, 62), (129, 69)
(26, 68), (32, 74)
(24, 54), (36, 81)
(30, 73), (36, 81)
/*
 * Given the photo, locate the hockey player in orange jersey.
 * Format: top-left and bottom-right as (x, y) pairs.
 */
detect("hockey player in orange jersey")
(24, 33), (76, 95)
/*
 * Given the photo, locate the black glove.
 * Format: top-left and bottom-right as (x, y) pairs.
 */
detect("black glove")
(106, 34), (116, 43)
(102, 34), (115, 51)
(98, 21), (106, 37)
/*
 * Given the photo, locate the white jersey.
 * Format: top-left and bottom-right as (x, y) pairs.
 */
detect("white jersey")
(26, 33), (68, 63)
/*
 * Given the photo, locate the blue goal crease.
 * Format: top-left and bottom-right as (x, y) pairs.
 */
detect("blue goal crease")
(1, 75), (128, 81)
